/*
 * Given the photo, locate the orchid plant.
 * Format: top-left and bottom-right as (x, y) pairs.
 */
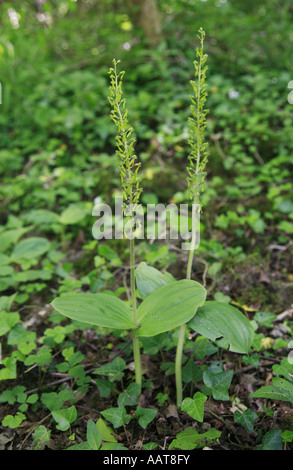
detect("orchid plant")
(50, 30), (254, 405)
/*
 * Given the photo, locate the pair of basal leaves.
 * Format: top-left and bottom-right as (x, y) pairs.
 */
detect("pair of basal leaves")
(51, 262), (254, 354)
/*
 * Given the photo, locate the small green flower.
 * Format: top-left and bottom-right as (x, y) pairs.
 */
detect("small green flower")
(187, 28), (209, 207)
(108, 59), (142, 212)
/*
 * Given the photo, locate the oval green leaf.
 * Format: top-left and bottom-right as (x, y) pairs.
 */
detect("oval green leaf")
(250, 377), (293, 404)
(87, 419), (102, 450)
(135, 279), (206, 337)
(59, 204), (88, 225)
(188, 301), (254, 354)
(11, 237), (51, 261)
(135, 262), (175, 299)
(51, 293), (135, 330)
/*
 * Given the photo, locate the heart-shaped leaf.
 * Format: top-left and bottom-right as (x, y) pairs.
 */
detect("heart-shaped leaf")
(188, 301), (254, 354)
(51, 293), (134, 330)
(135, 407), (157, 429)
(101, 406), (130, 428)
(234, 409), (258, 433)
(117, 383), (141, 406)
(52, 406), (77, 431)
(135, 279), (206, 337)
(93, 357), (126, 382)
(181, 392), (207, 422)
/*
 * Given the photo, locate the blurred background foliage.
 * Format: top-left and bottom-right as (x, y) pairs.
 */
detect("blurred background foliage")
(0, 0), (292, 308)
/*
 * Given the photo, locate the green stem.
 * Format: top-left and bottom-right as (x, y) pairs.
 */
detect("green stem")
(175, 322), (186, 407)
(133, 336), (142, 388)
(130, 238), (137, 325)
(175, 248), (195, 407)
(186, 248), (195, 282)
(175, 28), (207, 409)
(129, 237), (142, 388)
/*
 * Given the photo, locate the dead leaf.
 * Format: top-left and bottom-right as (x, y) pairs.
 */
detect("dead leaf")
(259, 272), (271, 284)
(274, 307), (293, 322)
(265, 372), (273, 386)
(165, 404), (179, 420)
(0, 432), (13, 450)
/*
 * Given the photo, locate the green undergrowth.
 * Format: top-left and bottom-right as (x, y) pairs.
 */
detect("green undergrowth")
(0, 0), (293, 451)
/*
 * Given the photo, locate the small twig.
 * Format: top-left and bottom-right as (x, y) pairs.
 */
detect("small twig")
(274, 306), (293, 322)
(160, 436), (169, 450)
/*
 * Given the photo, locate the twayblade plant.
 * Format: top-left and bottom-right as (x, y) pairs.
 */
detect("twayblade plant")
(175, 27), (209, 406)
(174, 28), (254, 406)
(50, 60), (207, 393)
(108, 59), (143, 387)
(130, 29), (254, 407)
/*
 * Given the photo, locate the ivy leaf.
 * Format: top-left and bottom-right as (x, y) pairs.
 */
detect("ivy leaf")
(234, 409), (258, 433)
(101, 406), (130, 428)
(94, 379), (114, 397)
(256, 430), (283, 450)
(181, 392), (207, 422)
(203, 369), (233, 401)
(117, 383), (141, 407)
(135, 407), (157, 429)
(193, 336), (218, 360)
(93, 357), (126, 382)
(51, 406), (77, 431)
(33, 425), (51, 450)
(182, 359), (203, 383)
